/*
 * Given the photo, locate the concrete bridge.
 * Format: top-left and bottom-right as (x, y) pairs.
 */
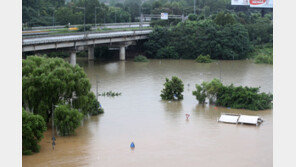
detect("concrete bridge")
(22, 29), (152, 65)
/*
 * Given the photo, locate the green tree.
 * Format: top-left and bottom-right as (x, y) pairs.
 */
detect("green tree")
(22, 109), (47, 155)
(188, 14), (198, 21)
(73, 92), (104, 116)
(22, 56), (101, 122)
(214, 12), (236, 26)
(161, 76), (184, 100)
(54, 105), (83, 136)
(192, 84), (207, 104)
(144, 26), (171, 58)
(156, 46), (179, 59)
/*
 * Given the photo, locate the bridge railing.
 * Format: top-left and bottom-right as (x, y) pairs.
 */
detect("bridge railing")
(22, 29), (153, 45)
(23, 22), (151, 31)
(22, 28), (153, 39)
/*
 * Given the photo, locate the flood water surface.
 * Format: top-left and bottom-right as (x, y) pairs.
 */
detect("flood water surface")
(23, 59), (273, 167)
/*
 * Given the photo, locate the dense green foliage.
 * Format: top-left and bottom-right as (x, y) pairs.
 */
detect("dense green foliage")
(22, 109), (47, 155)
(195, 55), (212, 63)
(73, 92), (104, 116)
(134, 55), (149, 62)
(22, 56), (102, 122)
(254, 46), (273, 64)
(150, 19), (181, 27)
(78, 25), (92, 32)
(192, 79), (273, 110)
(54, 105), (83, 136)
(145, 19), (252, 60)
(23, 0), (131, 27)
(161, 76), (184, 100)
(188, 14), (198, 21)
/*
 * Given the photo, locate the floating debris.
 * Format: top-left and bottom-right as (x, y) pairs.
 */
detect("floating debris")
(98, 91), (122, 97)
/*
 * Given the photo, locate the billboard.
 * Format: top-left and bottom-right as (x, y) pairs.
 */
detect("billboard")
(161, 13), (168, 20)
(231, 0), (249, 5)
(249, 0), (273, 8)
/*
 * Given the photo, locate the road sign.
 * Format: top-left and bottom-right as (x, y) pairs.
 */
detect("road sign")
(161, 13), (168, 20)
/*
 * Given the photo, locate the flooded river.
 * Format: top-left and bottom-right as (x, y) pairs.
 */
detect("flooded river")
(23, 59), (273, 167)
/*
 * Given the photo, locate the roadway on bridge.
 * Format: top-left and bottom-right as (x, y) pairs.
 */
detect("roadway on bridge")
(23, 30), (152, 45)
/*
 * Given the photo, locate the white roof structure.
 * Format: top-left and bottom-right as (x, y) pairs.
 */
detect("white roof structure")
(218, 114), (239, 124)
(218, 114), (263, 125)
(238, 115), (260, 125)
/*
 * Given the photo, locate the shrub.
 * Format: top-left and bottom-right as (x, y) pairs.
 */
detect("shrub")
(216, 85), (273, 110)
(192, 79), (273, 110)
(254, 53), (273, 64)
(54, 105), (83, 136)
(78, 25), (91, 32)
(161, 76), (184, 100)
(188, 14), (198, 21)
(134, 55), (149, 62)
(195, 55), (212, 63)
(22, 109), (47, 155)
(253, 45), (273, 64)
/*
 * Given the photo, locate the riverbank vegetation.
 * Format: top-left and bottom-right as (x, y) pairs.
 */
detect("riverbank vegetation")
(192, 79), (273, 110)
(161, 76), (184, 100)
(195, 55), (212, 63)
(22, 56), (103, 154)
(144, 10), (272, 61)
(134, 55), (149, 62)
(22, 109), (47, 155)
(254, 45), (273, 64)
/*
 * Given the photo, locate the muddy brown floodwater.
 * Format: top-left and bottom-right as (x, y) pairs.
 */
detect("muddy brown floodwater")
(23, 59), (273, 167)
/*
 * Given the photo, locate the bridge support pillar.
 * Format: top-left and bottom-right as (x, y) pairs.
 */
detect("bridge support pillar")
(119, 45), (126, 61)
(70, 51), (76, 66)
(88, 46), (95, 60)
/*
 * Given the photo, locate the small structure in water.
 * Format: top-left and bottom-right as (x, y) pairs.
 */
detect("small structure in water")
(130, 142), (135, 149)
(218, 113), (263, 126)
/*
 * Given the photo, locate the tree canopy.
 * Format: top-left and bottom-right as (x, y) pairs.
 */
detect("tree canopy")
(22, 108), (47, 155)
(22, 56), (102, 122)
(161, 76), (184, 100)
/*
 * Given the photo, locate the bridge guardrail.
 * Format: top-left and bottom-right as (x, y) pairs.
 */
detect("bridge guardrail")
(22, 28), (153, 39)
(23, 22), (151, 30)
(22, 29), (153, 45)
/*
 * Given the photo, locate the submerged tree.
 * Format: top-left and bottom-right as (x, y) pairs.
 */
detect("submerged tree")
(192, 79), (273, 110)
(54, 105), (83, 136)
(161, 76), (184, 100)
(22, 56), (102, 122)
(22, 108), (47, 155)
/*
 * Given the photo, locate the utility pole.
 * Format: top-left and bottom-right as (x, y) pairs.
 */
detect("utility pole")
(139, 0), (144, 28)
(95, 6), (100, 29)
(77, 5), (86, 32)
(49, 7), (55, 27)
(194, 0), (196, 15)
